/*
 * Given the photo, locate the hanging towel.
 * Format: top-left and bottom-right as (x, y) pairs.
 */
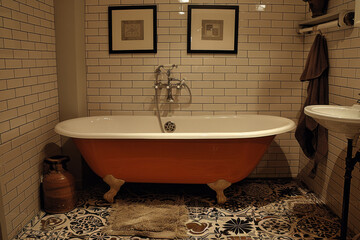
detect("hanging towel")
(295, 34), (329, 177)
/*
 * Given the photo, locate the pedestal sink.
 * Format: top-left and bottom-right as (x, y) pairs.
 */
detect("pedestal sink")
(304, 104), (360, 240)
(304, 104), (360, 139)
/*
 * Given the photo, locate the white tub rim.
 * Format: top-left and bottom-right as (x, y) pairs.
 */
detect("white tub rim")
(55, 114), (296, 140)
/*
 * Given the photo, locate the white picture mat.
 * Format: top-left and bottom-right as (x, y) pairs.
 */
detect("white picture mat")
(190, 9), (235, 51)
(112, 9), (154, 51)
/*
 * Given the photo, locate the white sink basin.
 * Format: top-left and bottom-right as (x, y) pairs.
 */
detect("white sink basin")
(304, 105), (360, 139)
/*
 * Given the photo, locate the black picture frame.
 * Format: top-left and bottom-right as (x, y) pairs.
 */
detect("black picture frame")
(187, 5), (239, 54)
(108, 5), (157, 54)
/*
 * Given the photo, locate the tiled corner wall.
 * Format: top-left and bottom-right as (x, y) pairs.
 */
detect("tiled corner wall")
(0, 0), (358, 238)
(298, 0), (360, 234)
(0, 0), (59, 238)
(85, 0), (305, 178)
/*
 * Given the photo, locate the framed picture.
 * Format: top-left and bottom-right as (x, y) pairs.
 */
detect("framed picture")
(108, 5), (157, 53)
(187, 5), (239, 54)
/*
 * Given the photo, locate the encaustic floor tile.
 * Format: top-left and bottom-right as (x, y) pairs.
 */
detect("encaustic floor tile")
(15, 179), (348, 240)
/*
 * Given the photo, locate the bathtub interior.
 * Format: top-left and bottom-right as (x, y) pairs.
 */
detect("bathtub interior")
(162, 115), (292, 133)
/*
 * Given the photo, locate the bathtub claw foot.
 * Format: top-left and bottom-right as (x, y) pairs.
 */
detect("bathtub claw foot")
(207, 179), (231, 204)
(103, 175), (125, 203)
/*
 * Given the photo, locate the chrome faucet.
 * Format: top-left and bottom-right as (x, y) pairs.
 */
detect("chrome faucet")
(155, 77), (186, 103)
(166, 67), (175, 103)
(166, 84), (175, 103)
(154, 64), (185, 103)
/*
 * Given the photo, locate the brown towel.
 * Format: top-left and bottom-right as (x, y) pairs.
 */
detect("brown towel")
(295, 34), (329, 177)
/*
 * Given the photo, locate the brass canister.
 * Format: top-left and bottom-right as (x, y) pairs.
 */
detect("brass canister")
(43, 155), (76, 213)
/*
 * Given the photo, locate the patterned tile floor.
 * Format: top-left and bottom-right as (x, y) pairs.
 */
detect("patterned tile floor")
(16, 179), (347, 239)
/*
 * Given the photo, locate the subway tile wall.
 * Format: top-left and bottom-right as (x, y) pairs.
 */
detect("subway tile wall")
(0, 0), (358, 237)
(0, 0), (59, 238)
(85, 0), (305, 178)
(298, 0), (360, 233)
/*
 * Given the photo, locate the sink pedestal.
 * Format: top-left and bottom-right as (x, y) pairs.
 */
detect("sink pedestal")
(340, 138), (360, 240)
(303, 104), (360, 239)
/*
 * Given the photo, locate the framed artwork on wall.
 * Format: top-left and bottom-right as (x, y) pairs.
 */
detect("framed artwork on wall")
(187, 5), (239, 54)
(108, 5), (157, 53)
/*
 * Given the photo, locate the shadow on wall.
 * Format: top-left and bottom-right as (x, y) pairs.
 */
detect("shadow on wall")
(42, 143), (62, 175)
(47, 139), (84, 189)
(327, 144), (360, 234)
(44, 141), (103, 190)
(151, 92), (192, 117)
(327, 147), (347, 206)
(43, 142), (62, 157)
(40, 143), (62, 210)
(81, 157), (103, 189)
(298, 142), (359, 233)
(254, 141), (291, 177)
(40, 143), (61, 176)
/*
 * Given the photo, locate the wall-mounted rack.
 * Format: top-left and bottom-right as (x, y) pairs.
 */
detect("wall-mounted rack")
(297, 10), (354, 34)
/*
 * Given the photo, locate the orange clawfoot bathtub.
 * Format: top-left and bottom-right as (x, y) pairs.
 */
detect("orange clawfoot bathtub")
(55, 115), (295, 203)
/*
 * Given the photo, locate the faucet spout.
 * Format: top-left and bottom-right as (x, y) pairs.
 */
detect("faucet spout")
(166, 86), (175, 103)
(167, 96), (175, 103)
